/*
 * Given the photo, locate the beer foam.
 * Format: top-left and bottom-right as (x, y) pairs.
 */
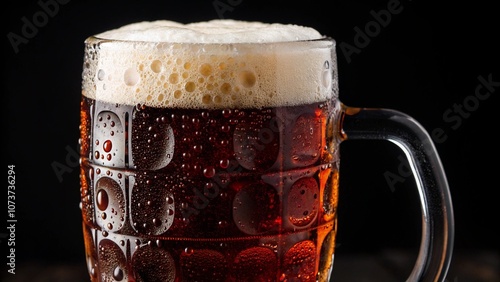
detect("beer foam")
(95, 19), (323, 43)
(82, 20), (337, 109)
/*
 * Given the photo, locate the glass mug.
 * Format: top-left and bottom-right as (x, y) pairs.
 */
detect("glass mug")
(78, 24), (454, 282)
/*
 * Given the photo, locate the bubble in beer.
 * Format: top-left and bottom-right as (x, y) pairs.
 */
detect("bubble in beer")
(132, 245), (175, 282)
(124, 67), (140, 86)
(287, 177), (319, 227)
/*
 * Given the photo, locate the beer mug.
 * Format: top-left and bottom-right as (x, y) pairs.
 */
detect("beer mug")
(78, 20), (454, 281)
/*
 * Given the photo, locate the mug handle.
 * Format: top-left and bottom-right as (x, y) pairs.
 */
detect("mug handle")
(338, 105), (454, 282)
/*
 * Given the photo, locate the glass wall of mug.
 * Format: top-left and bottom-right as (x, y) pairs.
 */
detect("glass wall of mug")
(79, 37), (341, 281)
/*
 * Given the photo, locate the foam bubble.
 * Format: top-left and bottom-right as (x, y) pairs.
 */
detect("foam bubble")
(82, 20), (338, 109)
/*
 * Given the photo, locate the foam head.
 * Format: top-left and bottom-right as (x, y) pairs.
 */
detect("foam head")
(82, 19), (338, 108)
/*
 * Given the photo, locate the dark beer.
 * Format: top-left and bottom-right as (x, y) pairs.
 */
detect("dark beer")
(79, 20), (340, 281)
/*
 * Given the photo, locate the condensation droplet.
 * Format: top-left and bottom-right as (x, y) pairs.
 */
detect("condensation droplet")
(166, 196), (174, 204)
(184, 247), (194, 255)
(153, 218), (162, 227)
(96, 189), (109, 211)
(219, 159), (229, 169)
(321, 60), (332, 89)
(203, 166), (215, 178)
(113, 266), (124, 281)
(103, 140), (112, 152)
(97, 69), (105, 81)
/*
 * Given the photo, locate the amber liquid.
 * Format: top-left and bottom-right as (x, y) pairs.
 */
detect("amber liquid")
(79, 96), (340, 282)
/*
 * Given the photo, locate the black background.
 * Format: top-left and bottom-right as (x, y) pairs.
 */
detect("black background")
(2, 0), (498, 281)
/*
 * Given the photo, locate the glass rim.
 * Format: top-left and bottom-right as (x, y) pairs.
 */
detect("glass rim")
(84, 35), (336, 47)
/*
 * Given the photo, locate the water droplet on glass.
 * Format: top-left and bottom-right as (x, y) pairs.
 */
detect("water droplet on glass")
(113, 266), (124, 281)
(203, 166), (215, 178)
(96, 189), (109, 211)
(97, 69), (105, 81)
